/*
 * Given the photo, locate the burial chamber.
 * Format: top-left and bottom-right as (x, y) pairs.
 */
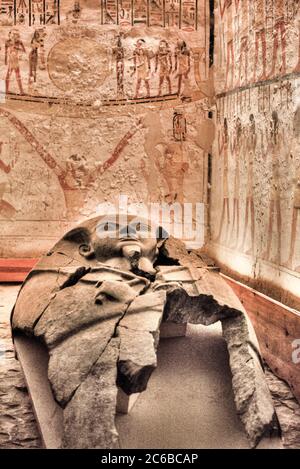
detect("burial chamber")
(11, 214), (281, 449)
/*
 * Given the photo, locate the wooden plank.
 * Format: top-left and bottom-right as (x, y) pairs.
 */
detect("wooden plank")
(0, 259), (38, 282)
(222, 274), (300, 403)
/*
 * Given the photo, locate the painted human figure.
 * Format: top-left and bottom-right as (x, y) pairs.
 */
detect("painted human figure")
(283, 106), (300, 271)
(229, 117), (243, 247)
(173, 111), (187, 142)
(5, 29), (25, 95)
(251, 0), (267, 82)
(174, 40), (190, 95)
(219, 0), (234, 89)
(268, 0), (286, 78)
(133, 39), (151, 99)
(236, 0), (249, 86)
(293, 0), (300, 72)
(0, 141), (16, 218)
(155, 40), (172, 96)
(28, 29), (41, 84)
(112, 35), (125, 97)
(64, 153), (90, 190)
(161, 141), (189, 204)
(240, 114), (256, 255)
(262, 111), (284, 264)
(214, 117), (230, 243)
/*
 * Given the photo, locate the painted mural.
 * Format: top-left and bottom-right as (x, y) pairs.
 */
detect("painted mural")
(210, 0), (300, 300)
(0, 0), (211, 257)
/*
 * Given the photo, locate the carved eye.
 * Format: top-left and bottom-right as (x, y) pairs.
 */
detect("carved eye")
(98, 222), (118, 232)
(135, 222), (150, 234)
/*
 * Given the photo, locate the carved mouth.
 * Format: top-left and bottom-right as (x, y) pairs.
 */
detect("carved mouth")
(118, 237), (140, 243)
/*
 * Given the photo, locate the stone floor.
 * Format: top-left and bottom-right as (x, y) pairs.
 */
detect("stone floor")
(1, 284), (300, 449)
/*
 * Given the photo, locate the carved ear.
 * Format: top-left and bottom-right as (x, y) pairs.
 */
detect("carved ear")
(79, 243), (94, 259)
(63, 227), (95, 259)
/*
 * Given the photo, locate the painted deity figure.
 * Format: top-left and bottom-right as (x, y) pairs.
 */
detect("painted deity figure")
(155, 40), (172, 96)
(251, 0), (267, 82)
(174, 40), (190, 95)
(133, 39), (151, 99)
(268, 0), (286, 78)
(236, 0), (249, 86)
(28, 29), (41, 83)
(284, 106), (300, 271)
(240, 113), (256, 255)
(262, 111), (284, 264)
(0, 140), (16, 218)
(5, 29), (25, 95)
(229, 116), (243, 247)
(64, 153), (90, 190)
(214, 117), (230, 243)
(219, 0), (234, 89)
(112, 35), (125, 97)
(161, 141), (189, 204)
(293, 0), (300, 72)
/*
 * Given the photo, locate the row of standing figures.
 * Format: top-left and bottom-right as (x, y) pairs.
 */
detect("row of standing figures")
(113, 37), (191, 98)
(223, 18), (300, 90)
(214, 111), (300, 272)
(4, 31), (193, 98)
(3, 28), (46, 95)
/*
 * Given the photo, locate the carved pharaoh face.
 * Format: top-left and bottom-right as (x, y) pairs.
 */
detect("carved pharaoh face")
(74, 215), (165, 275)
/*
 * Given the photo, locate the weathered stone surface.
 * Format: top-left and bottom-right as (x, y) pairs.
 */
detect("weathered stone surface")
(222, 316), (278, 448)
(116, 291), (166, 394)
(119, 291), (166, 334)
(12, 266), (90, 333)
(48, 320), (118, 406)
(34, 280), (136, 347)
(117, 329), (157, 395)
(160, 237), (206, 270)
(157, 257), (278, 447)
(164, 287), (239, 325)
(62, 338), (120, 449)
(265, 367), (300, 449)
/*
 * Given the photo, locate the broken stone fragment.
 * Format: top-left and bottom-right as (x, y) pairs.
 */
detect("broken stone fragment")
(34, 279), (142, 347)
(160, 236), (207, 270)
(117, 290), (166, 394)
(62, 338), (120, 449)
(222, 315), (278, 447)
(156, 248), (279, 448)
(48, 320), (119, 406)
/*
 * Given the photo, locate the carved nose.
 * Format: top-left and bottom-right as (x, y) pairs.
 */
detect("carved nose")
(122, 244), (141, 260)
